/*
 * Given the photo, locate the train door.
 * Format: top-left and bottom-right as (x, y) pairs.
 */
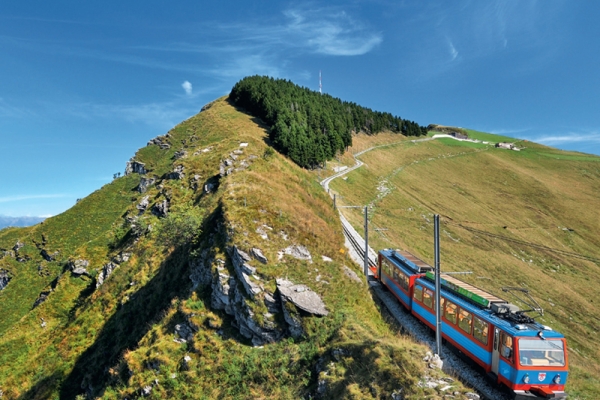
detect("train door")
(377, 255), (382, 281)
(491, 327), (500, 376)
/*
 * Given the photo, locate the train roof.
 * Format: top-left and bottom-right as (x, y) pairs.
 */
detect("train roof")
(415, 276), (565, 339)
(380, 249), (433, 273)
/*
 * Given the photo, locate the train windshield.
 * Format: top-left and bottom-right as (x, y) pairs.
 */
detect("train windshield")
(518, 338), (565, 367)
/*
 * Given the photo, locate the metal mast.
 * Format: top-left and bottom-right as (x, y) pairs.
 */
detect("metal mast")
(319, 70), (322, 94)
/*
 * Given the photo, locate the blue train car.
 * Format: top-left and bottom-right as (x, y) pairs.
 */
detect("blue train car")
(377, 249), (569, 399)
(376, 249), (432, 309)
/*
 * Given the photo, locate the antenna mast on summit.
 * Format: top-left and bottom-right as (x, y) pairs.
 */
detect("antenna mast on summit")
(319, 70), (322, 94)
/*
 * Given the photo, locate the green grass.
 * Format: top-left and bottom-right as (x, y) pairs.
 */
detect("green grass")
(0, 98), (465, 399)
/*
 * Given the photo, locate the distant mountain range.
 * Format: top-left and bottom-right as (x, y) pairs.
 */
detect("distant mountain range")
(0, 215), (46, 229)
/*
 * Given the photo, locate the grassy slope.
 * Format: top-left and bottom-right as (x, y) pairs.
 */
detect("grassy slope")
(0, 99), (468, 399)
(329, 132), (600, 399)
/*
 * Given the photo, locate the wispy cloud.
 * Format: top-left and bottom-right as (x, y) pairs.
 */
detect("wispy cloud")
(182, 81), (192, 95)
(0, 194), (68, 203)
(533, 131), (600, 145)
(0, 97), (31, 118)
(447, 39), (458, 61)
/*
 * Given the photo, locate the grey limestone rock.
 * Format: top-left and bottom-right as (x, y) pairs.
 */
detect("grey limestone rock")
(125, 159), (147, 175)
(173, 150), (187, 160)
(166, 165), (185, 180)
(12, 241), (24, 252)
(137, 195), (150, 213)
(342, 265), (362, 283)
(229, 246), (262, 298)
(152, 199), (169, 218)
(283, 245), (312, 261)
(69, 259), (90, 276)
(276, 278), (328, 316)
(96, 261), (118, 288)
(137, 177), (156, 193)
(0, 269), (11, 291)
(148, 135), (171, 149)
(251, 248), (268, 264)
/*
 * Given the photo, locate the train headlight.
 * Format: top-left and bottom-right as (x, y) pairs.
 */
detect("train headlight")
(553, 374), (561, 384)
(523, 374), (530, 384)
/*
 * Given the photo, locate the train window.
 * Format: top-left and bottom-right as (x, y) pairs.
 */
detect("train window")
(413, 285), (423, 302)
(458, 309), (473, 334)
(518, 339), (565, 367)
(444, 301), (457, 324)
(501, 333), (514, 363)
(382, 259), (391, 276)
(423, 288), (434, 309)
(473, 316), (489, 345)
(394, 270), (409, 291)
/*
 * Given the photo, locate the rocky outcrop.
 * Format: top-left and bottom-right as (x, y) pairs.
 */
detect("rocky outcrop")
(96, 262), (118, 288)
(40, 249), (58, 262)
(276, 279), (328, 316)
(173, 150), (187, 160)
(148, 135), (171, 149)
(174, 321), (197, 343)
(228, 246), (262, 298)
(188, 241), (329, 346)
(137, 177), (156, 193)
(152, 199), (169, 218)
(32, 291), (51, 309)
(251, 248), (267, 264)
(13, 241), (24, 252)
(0, 269), (11, 291)
(137, 196), (150, 213)
(166, 165), (184, 180)
(125, 159), (147, 175)
(69, 259), (90, 276)
(283, 245), (312, 261)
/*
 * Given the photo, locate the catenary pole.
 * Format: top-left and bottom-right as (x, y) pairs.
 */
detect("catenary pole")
(434, 214), (442, 358)
(364, 206), (369, 276)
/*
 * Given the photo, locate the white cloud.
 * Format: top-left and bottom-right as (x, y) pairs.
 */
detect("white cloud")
(447, 39), (458, 61)
(182, 81), (192, 95)
(534, 132), (600, 145)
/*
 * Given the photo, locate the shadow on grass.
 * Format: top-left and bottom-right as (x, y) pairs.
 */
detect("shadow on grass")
(55, 206), (223, 399)
(17, 371), (64, 400)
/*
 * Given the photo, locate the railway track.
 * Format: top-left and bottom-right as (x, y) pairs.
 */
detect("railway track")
(320, 151), (511, 400)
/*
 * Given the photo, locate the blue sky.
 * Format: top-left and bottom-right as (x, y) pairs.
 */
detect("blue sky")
(1, 1), (599, 217)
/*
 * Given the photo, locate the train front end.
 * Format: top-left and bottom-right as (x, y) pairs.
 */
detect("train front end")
(507, 332), (568, 399)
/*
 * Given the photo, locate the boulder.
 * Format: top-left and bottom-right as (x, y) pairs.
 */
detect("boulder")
(342, 265), (361, 283)
(0, 269), (11, 291)
(152, 199), (169, 218)
(148, 135), (170, 149)
(69, 259), (90, 276)
(137, 177), (156, 193)
(125, 159), (147, 175)
(137, 195), (150, 213)
(283, 245), (312, 261)
(174, 321), (196, 343)
(12, 241), (24, 252)
(96, 261), (118, 288)
(112, 252), (131, 264)
(276, 278), (328, 316)
(251, 248), (268, 264)
(166, 165), (185, 180)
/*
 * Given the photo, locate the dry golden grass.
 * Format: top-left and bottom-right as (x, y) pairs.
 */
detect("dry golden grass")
(330, 134), (600, 398)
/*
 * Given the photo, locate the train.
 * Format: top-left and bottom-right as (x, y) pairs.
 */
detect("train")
(373, 249), (568, 400)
